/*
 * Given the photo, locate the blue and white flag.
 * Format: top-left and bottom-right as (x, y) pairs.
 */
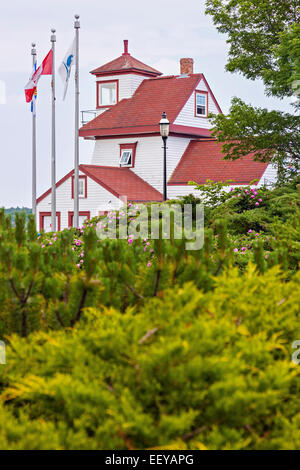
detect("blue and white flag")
(59, 39), (76, 100)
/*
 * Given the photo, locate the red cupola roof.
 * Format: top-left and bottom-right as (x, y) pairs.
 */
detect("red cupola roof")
(90, 40), (162, 78)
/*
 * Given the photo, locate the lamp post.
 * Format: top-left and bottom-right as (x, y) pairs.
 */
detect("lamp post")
(159, 111), (170, 201)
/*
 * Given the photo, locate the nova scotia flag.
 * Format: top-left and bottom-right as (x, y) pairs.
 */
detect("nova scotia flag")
(59, 39), (76, 100)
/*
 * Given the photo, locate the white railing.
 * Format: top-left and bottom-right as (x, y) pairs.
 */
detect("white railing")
(81, 110), (97, 126)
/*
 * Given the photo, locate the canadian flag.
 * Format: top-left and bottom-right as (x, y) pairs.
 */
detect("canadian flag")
(24, 50), (53, 103)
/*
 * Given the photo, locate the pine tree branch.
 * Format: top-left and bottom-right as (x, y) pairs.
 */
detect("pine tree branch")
(71, 286), (88, 327)
(153, 269), (161, 297)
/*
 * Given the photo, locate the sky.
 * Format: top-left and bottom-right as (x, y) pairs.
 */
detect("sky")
(0, 0), (294, 207)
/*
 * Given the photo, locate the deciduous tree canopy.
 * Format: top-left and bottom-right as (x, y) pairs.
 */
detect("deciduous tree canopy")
(205, 0), (300, 167)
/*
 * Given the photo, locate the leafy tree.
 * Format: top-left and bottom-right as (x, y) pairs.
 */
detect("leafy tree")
(210, 98), (300, 163)
(205, 0), (300, 167)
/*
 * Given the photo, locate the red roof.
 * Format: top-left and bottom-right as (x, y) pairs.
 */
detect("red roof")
(80, 74), (209, 138)
(80, 165), (163, 201)
(37, 165), (163, 205)
(91, 41), (161, 78)
(169, 139), (269, 185)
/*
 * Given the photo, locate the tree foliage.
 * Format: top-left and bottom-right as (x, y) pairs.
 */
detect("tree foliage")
(210, 98), (300, 162)
(205, 0), (300, 166)
(205, 0), (300, 96)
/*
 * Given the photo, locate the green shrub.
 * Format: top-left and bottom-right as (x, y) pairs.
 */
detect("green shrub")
(0, 182), (299, 450)
(0, 266), (300, 450)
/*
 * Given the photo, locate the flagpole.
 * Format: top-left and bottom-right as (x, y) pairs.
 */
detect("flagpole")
(51, 29), (56, 232)
(31, 43), (37, 217)
(74, 15), (80, 228)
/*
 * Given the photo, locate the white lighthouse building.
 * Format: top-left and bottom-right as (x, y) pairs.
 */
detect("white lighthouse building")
(36, 40), (276, 231)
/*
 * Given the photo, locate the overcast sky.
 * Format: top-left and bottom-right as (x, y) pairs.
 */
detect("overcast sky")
(0, 0), (294, 207)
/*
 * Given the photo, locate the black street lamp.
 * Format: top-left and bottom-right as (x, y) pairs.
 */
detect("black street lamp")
(159, 111), (170, 201)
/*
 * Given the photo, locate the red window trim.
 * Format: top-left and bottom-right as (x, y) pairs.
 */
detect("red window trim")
(68, 211), (91, 228)
(39, 212), (61, 232)
(72, 175), (87, 199)
(119, 142), (138, 168)
(96, 79), (119, 109)
(194, 90), (208, 118)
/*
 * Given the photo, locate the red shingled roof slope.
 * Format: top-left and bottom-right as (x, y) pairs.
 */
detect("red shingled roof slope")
(91, 53), (162, 77)
(80, 165), (163, 201)
(169, 140), (269, 185)
(80, 74), (202, 136)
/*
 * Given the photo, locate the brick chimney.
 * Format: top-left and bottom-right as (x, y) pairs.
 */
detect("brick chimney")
(180, 58), (194, 75)
(122, 39), (130, 56)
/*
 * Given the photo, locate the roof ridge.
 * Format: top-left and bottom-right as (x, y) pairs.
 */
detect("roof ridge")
(147, 73), (202, 81)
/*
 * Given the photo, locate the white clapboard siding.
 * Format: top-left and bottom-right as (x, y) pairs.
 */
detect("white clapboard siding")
(174, 78), (220, 129)
(92, 136), (163, 191)
(164, 137), (191, 181)
(92, 136), (190, 193)
(258, 163), (278, 187)
(167, 185), (200, 199)
(167, 169), (278, 200)
(96, 74), (147, 102)
(37, 171), (122, 230)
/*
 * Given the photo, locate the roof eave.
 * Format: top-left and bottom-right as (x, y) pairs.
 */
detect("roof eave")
(90, 67), (162, 77)
(79, 124), (213, 139)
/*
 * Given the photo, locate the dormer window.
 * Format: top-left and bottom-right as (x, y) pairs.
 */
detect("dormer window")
(120, 150), (132, 166)
(119, 142), (138, 168)
(195, 91), (208, 117)
(97, 80), (118, 108)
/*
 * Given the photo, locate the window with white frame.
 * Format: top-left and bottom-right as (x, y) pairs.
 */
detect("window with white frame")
(196, 92), (207, 117)
(119, 149), (132, 166)
(98, 81), (117, 106)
